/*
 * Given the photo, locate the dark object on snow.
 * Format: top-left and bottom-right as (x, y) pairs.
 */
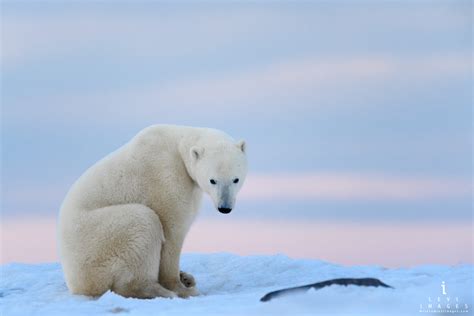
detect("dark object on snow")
(260, 277), (393, 302)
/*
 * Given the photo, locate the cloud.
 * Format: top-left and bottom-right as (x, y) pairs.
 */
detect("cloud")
(132, 54), (469, 110)
(239, 173), (472, 201)
(2, 2), (469, 67)
(3, 53), (470, 127)
(1, 8), (262, 67)
(2, 2), (470, 127)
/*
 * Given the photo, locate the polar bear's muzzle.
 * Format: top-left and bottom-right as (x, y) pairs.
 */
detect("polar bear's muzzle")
(215, 186), (234, 214)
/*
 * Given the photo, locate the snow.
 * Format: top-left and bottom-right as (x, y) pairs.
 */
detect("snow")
(1, 253), (472, 315)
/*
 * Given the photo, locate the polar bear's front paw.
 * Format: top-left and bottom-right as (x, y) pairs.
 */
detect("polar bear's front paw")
(163, 278), (200, 298)
(179, 271), (196, 288)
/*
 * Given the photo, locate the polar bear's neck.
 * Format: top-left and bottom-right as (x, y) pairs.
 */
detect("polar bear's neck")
(178, 133), (200, 183)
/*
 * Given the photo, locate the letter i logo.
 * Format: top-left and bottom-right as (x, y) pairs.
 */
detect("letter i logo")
(441, 281), (447, 295)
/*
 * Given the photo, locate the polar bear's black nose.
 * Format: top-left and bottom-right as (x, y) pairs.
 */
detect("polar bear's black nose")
(218, 207), (232, 214)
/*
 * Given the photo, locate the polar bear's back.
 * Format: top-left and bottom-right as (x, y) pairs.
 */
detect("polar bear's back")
(59, 124), (232, 215)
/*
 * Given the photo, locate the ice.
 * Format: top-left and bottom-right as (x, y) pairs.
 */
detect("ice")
(1, 253), (472, 315)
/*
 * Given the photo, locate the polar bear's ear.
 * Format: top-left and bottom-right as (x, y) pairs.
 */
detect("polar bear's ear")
(190, 146), (204, 161)
(236, 140), (246, 153)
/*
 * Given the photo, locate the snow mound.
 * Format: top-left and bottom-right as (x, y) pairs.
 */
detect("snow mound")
(1, 253), (472, 315)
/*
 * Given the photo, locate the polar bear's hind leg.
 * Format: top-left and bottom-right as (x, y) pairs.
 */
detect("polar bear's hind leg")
(63, 204), (176, 299)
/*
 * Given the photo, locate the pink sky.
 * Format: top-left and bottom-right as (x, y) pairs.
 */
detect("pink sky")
(240, 173), (471, 201)
(2, 217), (472, 268)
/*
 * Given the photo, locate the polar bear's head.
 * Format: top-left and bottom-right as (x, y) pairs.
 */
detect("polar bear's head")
(190, 140), (247, 214)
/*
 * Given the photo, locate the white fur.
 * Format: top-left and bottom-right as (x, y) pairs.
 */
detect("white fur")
(58, 125), (247, 298)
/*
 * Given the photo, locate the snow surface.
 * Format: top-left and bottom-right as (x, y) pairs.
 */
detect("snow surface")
(1, 253), (472, 315)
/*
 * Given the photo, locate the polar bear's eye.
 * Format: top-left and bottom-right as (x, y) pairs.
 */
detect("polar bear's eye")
(233, 178), (239, 184)
(210, 179), (217, 185)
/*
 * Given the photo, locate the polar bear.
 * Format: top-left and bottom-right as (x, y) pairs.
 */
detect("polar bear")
(58, 125), (247, 299)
